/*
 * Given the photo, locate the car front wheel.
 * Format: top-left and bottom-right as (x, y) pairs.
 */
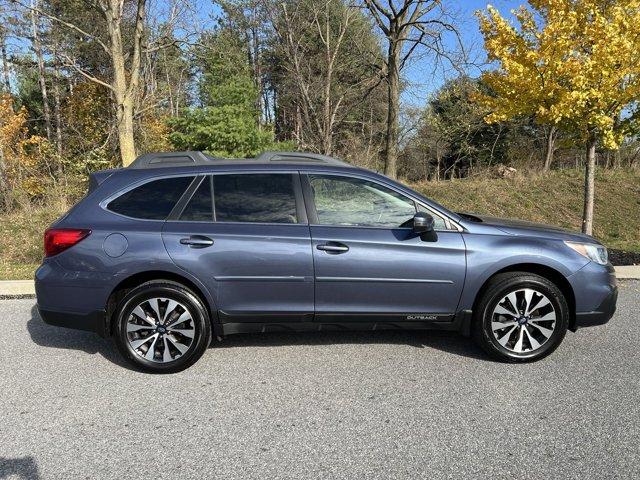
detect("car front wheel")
(473, 272), (569, 362)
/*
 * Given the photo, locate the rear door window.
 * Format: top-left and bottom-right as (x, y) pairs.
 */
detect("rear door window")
(107, 176), (193, 220)
(213, 174), (298, 223)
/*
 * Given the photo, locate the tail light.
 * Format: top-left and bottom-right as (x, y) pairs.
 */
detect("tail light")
(44, 228), (91, 257)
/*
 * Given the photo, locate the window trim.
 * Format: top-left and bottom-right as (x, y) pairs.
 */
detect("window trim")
(101, 174), (199, 222)
(167, 175), (211, 221)
(168, 172), (307, 225)
(100, 169), (462, 230)
(301, 172), (461, 232)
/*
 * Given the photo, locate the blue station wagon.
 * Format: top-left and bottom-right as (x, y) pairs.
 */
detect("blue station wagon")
(35, 151), (618, 372)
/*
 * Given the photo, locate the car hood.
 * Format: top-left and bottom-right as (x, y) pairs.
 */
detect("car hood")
(460, 213), (601, 244)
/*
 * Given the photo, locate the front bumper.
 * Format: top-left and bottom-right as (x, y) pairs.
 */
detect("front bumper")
(569, 262), (618, 330)
(574, 284), (618, 329)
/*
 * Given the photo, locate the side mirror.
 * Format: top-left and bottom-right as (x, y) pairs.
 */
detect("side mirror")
(412, 212), (435, 234)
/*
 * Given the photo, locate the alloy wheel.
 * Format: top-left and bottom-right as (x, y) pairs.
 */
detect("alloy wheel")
(490, 288), (557, 354)
(125, 297), (196, 363)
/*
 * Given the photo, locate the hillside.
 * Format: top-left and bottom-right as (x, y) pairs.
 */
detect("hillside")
(414, 168), (640, 253)
(0, 168), (638, 280)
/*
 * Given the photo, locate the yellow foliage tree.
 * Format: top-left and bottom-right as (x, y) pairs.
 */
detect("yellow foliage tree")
(0, 93), (53, 205)
(476, 0), (640, 235)
(62, 82), (114, 172)
(137, 113), (172, 154)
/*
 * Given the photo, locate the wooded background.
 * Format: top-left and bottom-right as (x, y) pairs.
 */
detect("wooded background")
(1, 0), (639, 239)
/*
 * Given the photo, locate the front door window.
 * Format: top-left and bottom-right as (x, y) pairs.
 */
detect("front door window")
(307, 174), (416, 228)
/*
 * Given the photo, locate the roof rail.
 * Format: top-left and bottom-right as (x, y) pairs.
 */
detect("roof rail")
(255, 151), (348, 166)
(128, 151), (218, 169)
(127, 150), (350, 169)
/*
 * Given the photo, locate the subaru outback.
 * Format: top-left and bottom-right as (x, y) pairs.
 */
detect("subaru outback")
(35, 151), (617, 372)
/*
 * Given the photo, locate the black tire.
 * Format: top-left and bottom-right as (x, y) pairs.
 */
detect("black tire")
(113, 280), (212, 373)
(472, 272), (569, 363)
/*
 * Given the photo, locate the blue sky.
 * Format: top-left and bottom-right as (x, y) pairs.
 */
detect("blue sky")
(6, 0), (525, 108)
(164, 0), (525, 107)
(401, 0), (523, 106)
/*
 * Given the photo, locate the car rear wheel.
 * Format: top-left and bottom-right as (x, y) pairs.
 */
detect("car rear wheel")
(114, 280), (211, 373)
(472, 272), (569, 362)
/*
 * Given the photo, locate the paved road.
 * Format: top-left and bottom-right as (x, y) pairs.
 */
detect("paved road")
(1, 283), (638, 480)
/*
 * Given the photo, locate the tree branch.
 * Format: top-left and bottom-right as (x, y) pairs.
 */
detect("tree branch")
(58, 52), (114, 91)
(365, 0), (393, 19)
(127, 0), (146, 98)
(362, 0), (390, 35)
(10, 0), (111, 56)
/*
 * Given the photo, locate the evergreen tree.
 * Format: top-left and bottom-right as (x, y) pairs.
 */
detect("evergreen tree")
(168, 25), (284, 157)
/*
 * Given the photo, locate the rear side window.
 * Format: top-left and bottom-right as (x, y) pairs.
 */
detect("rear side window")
(213, 174), (298, 223)
(180, 178), (213, 221)
(107, 176), (193, 220)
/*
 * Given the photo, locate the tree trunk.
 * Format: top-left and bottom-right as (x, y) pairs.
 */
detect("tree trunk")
(111, 52), (137, 166)
(322, 45), (333, 156)
(321, 55), (332, 154)
(543, 125), (557, 171)
(53, 52), (63, 160)
(31, 0), (52, 141)
(295, 103), (303, 146)
(116, 99), (137, 166)
(273, 87), (280, 136)
(0, 139), (8, 208)
(582, 135), (597, 235)
(251, 24), (264, 127)
(0, 30), (10, 92)
(384, 38), (400, 179)
(104, 0), (145, 167)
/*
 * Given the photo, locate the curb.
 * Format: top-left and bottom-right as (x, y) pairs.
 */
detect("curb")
(0, 280), (35, 298)
(0, 294), (35, 300)
(2, 266), (639, 299)
(614, 266), (640, 279)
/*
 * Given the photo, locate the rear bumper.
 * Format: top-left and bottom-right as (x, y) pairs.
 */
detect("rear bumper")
(574, 285), (618, 329)
(38, 307), (108, 337)
(35, 259), (112, 337)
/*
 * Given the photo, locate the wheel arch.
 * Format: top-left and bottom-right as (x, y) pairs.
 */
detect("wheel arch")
(471, 263), (576, 330)
(105, 270), (217, 336)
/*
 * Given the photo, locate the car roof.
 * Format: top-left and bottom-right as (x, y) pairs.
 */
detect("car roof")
(128, 151), (354, 170)
(88, 151), (370, 194)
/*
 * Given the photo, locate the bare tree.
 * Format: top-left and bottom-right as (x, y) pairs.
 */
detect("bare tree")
(219, 0), (269, 126)
(14, 0), (147, 166)
(30, 0), (52, 140)
(0, 27), (10, 92)
(269, 0), (381, 155)
(52, 51), (63, 157)
(543, 125), (557, 171)
(106, 0), (146, 166)
(137, 0), (195, 122)
(362, 0), (461, 178)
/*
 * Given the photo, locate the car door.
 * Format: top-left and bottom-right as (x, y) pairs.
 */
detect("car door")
(302, 172), (466, 322)
(162, 172), (314, 323)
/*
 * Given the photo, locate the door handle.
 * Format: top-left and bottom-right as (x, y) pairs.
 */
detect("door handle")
(317, 242), (349, 254)
(180, 235), (214, 248)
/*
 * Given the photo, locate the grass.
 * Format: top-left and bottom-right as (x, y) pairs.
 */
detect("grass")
(0, 168), (638, 280)
(412, 168), (640, 252)
(0, 198), (69, 280)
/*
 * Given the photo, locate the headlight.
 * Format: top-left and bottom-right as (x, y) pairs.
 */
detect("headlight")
(564, 241), (608, 265)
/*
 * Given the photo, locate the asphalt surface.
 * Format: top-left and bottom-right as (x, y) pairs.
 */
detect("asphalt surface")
(1, 283), (638, 480)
